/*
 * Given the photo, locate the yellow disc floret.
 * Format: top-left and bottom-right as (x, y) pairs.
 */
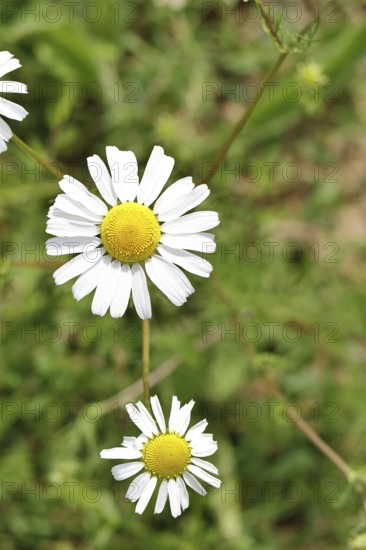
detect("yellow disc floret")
(100, 203), (161, 263)
(142, 433), (191, 478)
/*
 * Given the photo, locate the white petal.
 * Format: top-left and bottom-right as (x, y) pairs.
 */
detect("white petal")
(168, 396), (181, 432)
(157, 185), (210, 222)
(0, 97), (28, 121)
(187, 465), (221, 488)
(52, 194), (103, 223)
(59, 175), (108, 216)
(190, 434), (217, 457)
(0, 52), (14, 68)
(126, 472), (151, 502)
(175, 400), (195, 436)
(150, 395), (166, 433)
(158, 245), (212, 278)
(0, 81), (27, 94)
(48, 207), (101, 226)
(153, 177), (195, 215)
(125, 404), (155, 438)
(154, 480), (168, 514)
(137, 146), (174, 206)
(0, 116), (12, 141)
(71, 256), (106, 301)
(0, 54), (21, 78)
(167, 478), (181, 518)
(190, 457), (219, 475)
(161, 212), (219, 234)
(131, 264), (152, 319)
(100, 447), (142, 459)
(53, 248), (105, 285)
(160, 232), (216, 253)
(87, 154), (117, 206)
(92, 257), (121, 316)
(137, 434), (149, 445)
(135, 476), (157, 515)
(136, 401), (159, 436)
(111, 462), (144, 481)
(0, 136), (8, 152)
(125, 403), (144, 432)
(190, 437), (218, 457)
(106, 146), (139, 203)
(176, 476), (189, 511)
(182, 472), (206, 496)
(185, 419), (208, 441)
(110, 264), (132, 318)
(46, 237), (101, 256)
(122, 436), (144, 450)
(145, 255), (194, 307)
(46, 219), (99, 238)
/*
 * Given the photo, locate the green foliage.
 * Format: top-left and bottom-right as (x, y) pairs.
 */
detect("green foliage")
(1, 0), (366, 548)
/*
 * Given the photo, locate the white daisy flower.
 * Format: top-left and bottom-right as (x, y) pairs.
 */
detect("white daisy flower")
(46, 145), (219, 319)
(100, 395), (221, 517)
(0, 51), (28, 153)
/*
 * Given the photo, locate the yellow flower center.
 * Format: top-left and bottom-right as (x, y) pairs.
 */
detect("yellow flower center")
(142, 433), (191, 479)
(100, 203), (161, 263)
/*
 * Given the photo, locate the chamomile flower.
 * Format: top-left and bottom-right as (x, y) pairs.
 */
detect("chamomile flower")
(0, 51), (28, 153)
(46, 146), (219, 319)
(100, 395), (221, 517)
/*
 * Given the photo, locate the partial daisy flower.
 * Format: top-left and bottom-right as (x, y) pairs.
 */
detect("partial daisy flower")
(46, 146), (219, 319)
(100, 395), (221, 517)
(0, 51), (28, 153)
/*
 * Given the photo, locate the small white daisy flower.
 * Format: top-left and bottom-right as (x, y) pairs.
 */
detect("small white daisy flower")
(100, 395), (221, 517)
(46, 145), (219, 319)
(0, 51), (28, 153)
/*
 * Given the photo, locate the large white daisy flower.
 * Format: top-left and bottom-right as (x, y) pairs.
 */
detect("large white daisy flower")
(46, 146), (219, 318)
(0, 51), (28, 153)
(100, 395), (221, 517)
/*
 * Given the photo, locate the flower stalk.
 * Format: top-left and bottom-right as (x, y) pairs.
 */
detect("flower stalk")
(206, 19), (313, 184)
(12, 133), (63, 180)
(142, 319), (151, 411)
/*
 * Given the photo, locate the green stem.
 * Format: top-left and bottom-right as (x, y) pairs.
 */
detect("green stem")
(12, 133), (63, 180)
(206, 20), (313, 185)
(206, 52), (287, 184)
(142, 319), (151, 410)
(215, 284), (354, 481)
(264, 376), (354, 480)
(292, 412), (354, 480)
(255, 0), (284, 51)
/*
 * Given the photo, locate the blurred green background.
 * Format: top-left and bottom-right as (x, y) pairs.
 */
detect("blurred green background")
(1, 0), (366, 548)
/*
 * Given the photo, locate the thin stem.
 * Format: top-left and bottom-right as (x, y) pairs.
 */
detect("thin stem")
(142, 319), (151, 411)
(206, 20), (313, 185)
(208, 4), (352, 481)
(12, 133), (63, 180)
(263, 376), (354, 480)
(255, 0), (284, 51)
(292, 412), (353, 480)
(206, 52), (287, 184)
(97, 355), (181, 415)
(213, 281), (354, 480)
